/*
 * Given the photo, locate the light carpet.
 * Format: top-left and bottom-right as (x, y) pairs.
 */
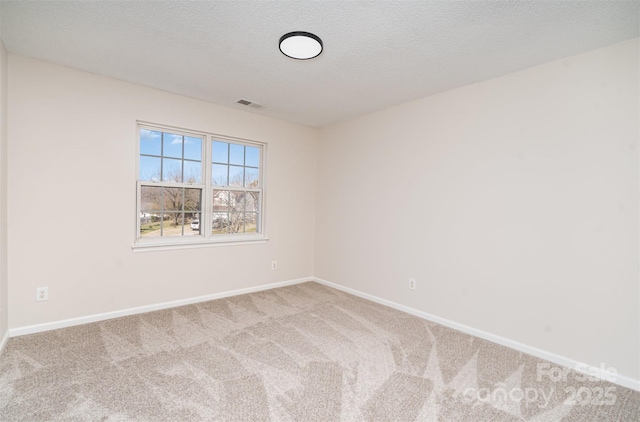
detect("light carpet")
(0, 281), (638, 421)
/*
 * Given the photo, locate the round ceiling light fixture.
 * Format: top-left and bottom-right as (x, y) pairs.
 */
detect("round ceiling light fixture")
(279, 31), (323, 60)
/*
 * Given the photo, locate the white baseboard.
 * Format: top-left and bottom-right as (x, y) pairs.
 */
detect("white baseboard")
(312, 277), (640, 392)
(7, 275), (639, 392)
(0, 329), (8, 356)
(9, 277), (311, 337)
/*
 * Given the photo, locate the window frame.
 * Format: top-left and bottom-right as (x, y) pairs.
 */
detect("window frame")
(133, 122), (267, 252)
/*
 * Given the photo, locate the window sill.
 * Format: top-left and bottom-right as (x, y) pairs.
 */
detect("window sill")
(132, 235), (269, 252)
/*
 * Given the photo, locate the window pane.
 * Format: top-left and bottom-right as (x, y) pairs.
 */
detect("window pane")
(140, 214), (164, 237)
(245, 168), (259, 187)
(212, 164), (228, 186)
(228, 210), (244, 233)
(183, 136), (202, 161)
(184, 188), (202, 213)
(163, 187), (183, 211)
(212, 212), (229, 234)
(188, 214), (201, 235)
(141, 186), (162, 211)
(230, 191), (245, 211)
(229, 166), (244, 187)
(140, 129), (161, 156)
(183, 160), (202, 184)
(140, 156), (161, 182)
(162, 158), (182, 182)
(245, 213), (258, 233)
(229, 143), (244, 165)
(246, 146), (260, 168)
(246, 192), (259, 213)
(180, 217), (199, 236)
(141, 213), (185, 237)
(163, 133), (183, 158)
(163, 212), (187, 237)
(213, 189), (230, 211)
(212, 141), (228, 163)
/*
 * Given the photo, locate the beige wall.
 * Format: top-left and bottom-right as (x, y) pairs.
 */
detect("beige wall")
(315, 39), (639, 380)
(0, 39), (7, 341)
(7, 55), (317, 329)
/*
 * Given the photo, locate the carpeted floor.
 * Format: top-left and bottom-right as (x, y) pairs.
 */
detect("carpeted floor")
(0, 281), (638, 421)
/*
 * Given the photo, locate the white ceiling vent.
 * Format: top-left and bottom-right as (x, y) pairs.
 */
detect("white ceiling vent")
(237, 99), (266, 109)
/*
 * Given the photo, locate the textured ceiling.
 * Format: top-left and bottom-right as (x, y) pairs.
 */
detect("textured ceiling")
(1, 1), (638, 127)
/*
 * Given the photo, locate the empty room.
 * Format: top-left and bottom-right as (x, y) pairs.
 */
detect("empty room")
(0, 1), (638, 421)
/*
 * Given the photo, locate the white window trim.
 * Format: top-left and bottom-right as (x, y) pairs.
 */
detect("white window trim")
(133, 121), (268, 252)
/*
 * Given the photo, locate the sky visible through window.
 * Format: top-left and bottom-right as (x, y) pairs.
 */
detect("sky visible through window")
(139, 129), (203, 183)
(211, 140), (260, 187)
(140, 129), (260, 186)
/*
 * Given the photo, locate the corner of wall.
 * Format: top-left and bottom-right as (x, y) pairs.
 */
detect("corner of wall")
(0, 38), (9, 345)
(309, 127), (322, 278)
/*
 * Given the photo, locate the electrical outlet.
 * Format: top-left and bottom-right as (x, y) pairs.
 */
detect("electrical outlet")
(271, 260), (278, 270)
(36, 287), (48, 302)
(409, 278), (416, 290)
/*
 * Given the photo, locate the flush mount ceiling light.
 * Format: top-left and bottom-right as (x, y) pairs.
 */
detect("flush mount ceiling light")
(279, 31), (323, 60)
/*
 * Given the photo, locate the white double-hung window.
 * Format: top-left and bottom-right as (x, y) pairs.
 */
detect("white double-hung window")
(135, 123), (265, 250)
